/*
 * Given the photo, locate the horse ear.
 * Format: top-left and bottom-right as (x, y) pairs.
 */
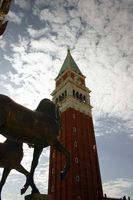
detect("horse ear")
(36, 99), (51, 112)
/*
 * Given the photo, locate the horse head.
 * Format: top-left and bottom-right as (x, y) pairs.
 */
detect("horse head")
(36, 99), (61, 126)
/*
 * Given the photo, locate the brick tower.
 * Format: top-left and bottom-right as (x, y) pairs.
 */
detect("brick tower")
(48, 49), (103, 200)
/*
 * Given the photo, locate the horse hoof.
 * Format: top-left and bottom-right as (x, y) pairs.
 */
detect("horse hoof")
(31, 189), (40, 194)
(21, 187), (27, 195)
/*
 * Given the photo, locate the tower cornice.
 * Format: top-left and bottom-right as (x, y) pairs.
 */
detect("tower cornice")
(56, 96), (92, 116)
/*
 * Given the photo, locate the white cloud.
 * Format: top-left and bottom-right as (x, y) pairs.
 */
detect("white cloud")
(1, 36), (59, 108)
(103, 178), (133, 198)
(30, 38), (58, 52)
(0, 38), (6, 49)
(27, 26), (50, 38)
(39, 8), (68, 24)
(129, 134), (133, 140)
(14, 0), (30, 10)
(8, 11), (23, 24)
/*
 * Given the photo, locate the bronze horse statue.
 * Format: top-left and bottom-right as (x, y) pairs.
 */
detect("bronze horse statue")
(0, 94), (71, 194)
(0, 0), (12, 36)
(0, 139), (39, 200)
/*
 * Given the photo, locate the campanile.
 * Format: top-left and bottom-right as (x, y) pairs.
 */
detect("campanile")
(48, 49), (103, 200)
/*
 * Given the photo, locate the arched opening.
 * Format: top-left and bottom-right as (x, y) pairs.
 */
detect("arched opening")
(73, 89), (75, 97)
(56, 98), (58, 103)
(62, 93), (64, 100)
(76, 91), (79, 99)
(83, 95), (86, 102)
(65, 90), (67, 97)
(79, 93), (83, 101)
(59, 95), (62, 101)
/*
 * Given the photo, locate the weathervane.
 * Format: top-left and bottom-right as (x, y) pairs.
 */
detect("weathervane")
(0, 0), (12, 36)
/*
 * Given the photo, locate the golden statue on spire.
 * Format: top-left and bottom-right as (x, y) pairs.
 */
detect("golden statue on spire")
(0, 0), (12, 36)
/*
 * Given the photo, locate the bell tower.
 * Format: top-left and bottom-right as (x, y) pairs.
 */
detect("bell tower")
(48, 49), (103, 200)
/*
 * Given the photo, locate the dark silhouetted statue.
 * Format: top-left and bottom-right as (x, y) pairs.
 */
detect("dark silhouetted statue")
(0, 139), (39, 200)
(0, 94), (71, 195)
(0, 0), (12, 35)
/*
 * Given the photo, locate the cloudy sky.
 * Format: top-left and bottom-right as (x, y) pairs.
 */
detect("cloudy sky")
(0, 0), (133, 199)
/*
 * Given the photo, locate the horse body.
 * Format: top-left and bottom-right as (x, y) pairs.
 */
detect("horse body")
(0, 139), (39, 200)
(0, 94), (71, 194)
(0, 139), (23, 168)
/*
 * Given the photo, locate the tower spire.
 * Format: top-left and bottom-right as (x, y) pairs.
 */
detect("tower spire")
(58, 49), (82, 76)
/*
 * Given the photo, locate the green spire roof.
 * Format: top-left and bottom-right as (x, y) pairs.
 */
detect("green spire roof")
(58, 49), (82, 76)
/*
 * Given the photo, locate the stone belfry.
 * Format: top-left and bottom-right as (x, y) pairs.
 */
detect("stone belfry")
(48, 49), (103, 200)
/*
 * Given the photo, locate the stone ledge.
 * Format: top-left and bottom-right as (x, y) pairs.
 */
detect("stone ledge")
(25, 194), (52, 200)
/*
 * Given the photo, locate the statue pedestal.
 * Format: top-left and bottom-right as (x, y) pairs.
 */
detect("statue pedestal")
(25, 194), (52, 200)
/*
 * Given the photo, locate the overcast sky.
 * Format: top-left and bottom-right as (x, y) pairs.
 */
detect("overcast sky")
(0, 0), (133, 199)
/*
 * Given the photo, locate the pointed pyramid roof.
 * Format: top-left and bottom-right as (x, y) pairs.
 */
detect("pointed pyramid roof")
(58, 49), (83, 76)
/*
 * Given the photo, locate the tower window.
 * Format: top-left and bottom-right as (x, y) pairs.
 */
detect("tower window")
(51, 185), (54, 193)
(79, 93), (83, 101)
(65, 90), (67, 96)
(73, 90), (75, 97)
(93, 145), (96, 150)
(62, 93), (64, 100)
(83, 95), (86, 102)
(52, 168), (55, 174)
(74, 141), (78, 147)
(73, 127), (77, 132)
(71, 72), (74, 79)
(76, 91), (79, 98)
(59, 95), (62, 101)
(75, 157), (79, 163)
(76, 175), (80, 182)
(56, 98), (58, 103)
(52, 152), (55, 159)
(72, 113), (76, 119)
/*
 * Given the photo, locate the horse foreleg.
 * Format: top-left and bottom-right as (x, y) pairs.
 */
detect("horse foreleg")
(0, 168), (11, 200)
(53, 140), (71, 180)
(14, 164), (39, 195)
(27, 146), (43, 194)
